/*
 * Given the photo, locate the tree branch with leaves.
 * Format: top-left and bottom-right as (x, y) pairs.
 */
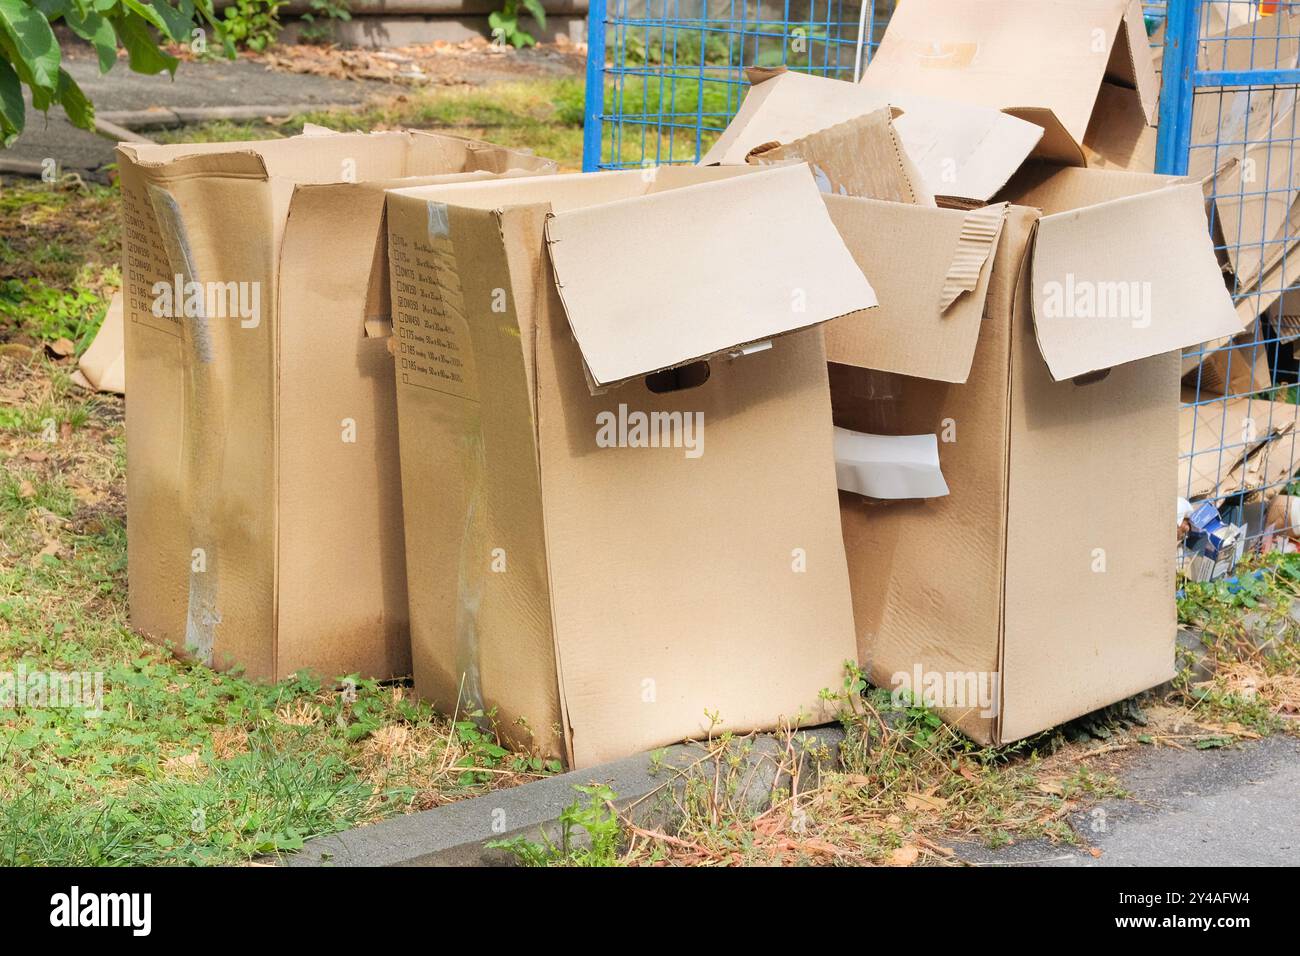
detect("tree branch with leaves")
(0, 0), (232, 147)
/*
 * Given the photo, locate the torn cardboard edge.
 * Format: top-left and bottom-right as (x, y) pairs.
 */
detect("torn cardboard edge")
(941, 205), (1006, 310)
(833, 427), (949, 499)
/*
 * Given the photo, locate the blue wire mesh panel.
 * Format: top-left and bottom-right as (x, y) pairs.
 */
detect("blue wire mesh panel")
(1166, 0), (1300, 563)
(582, 0), (894, 170)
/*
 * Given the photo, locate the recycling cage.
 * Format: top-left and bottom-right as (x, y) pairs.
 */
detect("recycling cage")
(581, 0), (1300, 559)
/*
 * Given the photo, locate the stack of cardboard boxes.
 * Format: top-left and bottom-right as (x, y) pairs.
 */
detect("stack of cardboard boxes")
(120, 0), (1252, 766)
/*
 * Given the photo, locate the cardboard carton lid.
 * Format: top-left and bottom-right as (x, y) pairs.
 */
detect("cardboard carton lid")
(860, 0), (1158, 164)
(543, 164), (878, 389)
(1017, 169), (1244, 380)
(699, 68), (1042, 204)
(822, 195), (1006, 383)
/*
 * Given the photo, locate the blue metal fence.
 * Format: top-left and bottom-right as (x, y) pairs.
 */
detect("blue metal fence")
(582, 0), (1300, 561)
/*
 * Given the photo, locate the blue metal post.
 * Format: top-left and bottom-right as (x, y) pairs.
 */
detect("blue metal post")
(582, 0), (609, 172)
(1155, 0), (1199, 176)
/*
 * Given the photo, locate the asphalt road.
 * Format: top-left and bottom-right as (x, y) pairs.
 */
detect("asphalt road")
(6, 46), (388, 179)
(956, 733), (1300, 866)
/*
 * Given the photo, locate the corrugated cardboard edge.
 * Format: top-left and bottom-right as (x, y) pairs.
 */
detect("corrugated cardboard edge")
(940, 205), (1007, 310)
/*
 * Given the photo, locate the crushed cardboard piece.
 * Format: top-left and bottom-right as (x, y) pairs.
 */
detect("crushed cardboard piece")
(833, 427), (949, 499)
(1182, 319), (1273, 397)
(940, 205), (1007, 310)
(1179, 393), (1300, 500)
(701, 68), (1042, 205)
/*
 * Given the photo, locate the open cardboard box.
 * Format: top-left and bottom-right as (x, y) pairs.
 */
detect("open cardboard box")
(822, 164), (1241, 744)
(860, 0), (1158, 169)
(117, 127), (556, 683)
(384, 163), (875, 768)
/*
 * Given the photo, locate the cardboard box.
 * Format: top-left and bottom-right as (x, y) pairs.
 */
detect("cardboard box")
(117, 128), (556, 682)
(860, 0), (1158, 167)
(384, 164), (873, 767)
(1182, 319), (1273, 397)
(821, 164), (1241, 744)
(701, 68), (1043, 206)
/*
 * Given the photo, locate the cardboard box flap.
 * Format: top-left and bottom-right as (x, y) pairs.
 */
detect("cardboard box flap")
(861, 0), (1157, 160)
(823, 195), (1005, 383)
(1111, 0), (1160, 124)
(1082, 82), (1158, 172)
(1029, 181), (1244, 381)
(543, 164), (878, 389)
(699, 68), (1042, 203)
(1003, 107), (1087, 167)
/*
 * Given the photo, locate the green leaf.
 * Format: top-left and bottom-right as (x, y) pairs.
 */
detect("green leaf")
(65, 8), (117, 73)
(120, 0), (170, 35)
(0, 56), (22, 145)
(55, 67), (92, 129)
(0, 0), (60, 91)
(110, 12), (178, 75)
(520, 0), (546, 28)
(31, 0), (72, 20)
(150, 0), (196, 43)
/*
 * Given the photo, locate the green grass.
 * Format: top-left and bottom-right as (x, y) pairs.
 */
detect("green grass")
(156, 80), (590, 168)
(0, 180), (120, 349)
(155, 75), (733, 171)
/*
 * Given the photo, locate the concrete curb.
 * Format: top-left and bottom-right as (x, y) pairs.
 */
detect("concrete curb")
(99, 104), (360, 130)
(93, 118), (153, 145)
(286, 724), (847, 866)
